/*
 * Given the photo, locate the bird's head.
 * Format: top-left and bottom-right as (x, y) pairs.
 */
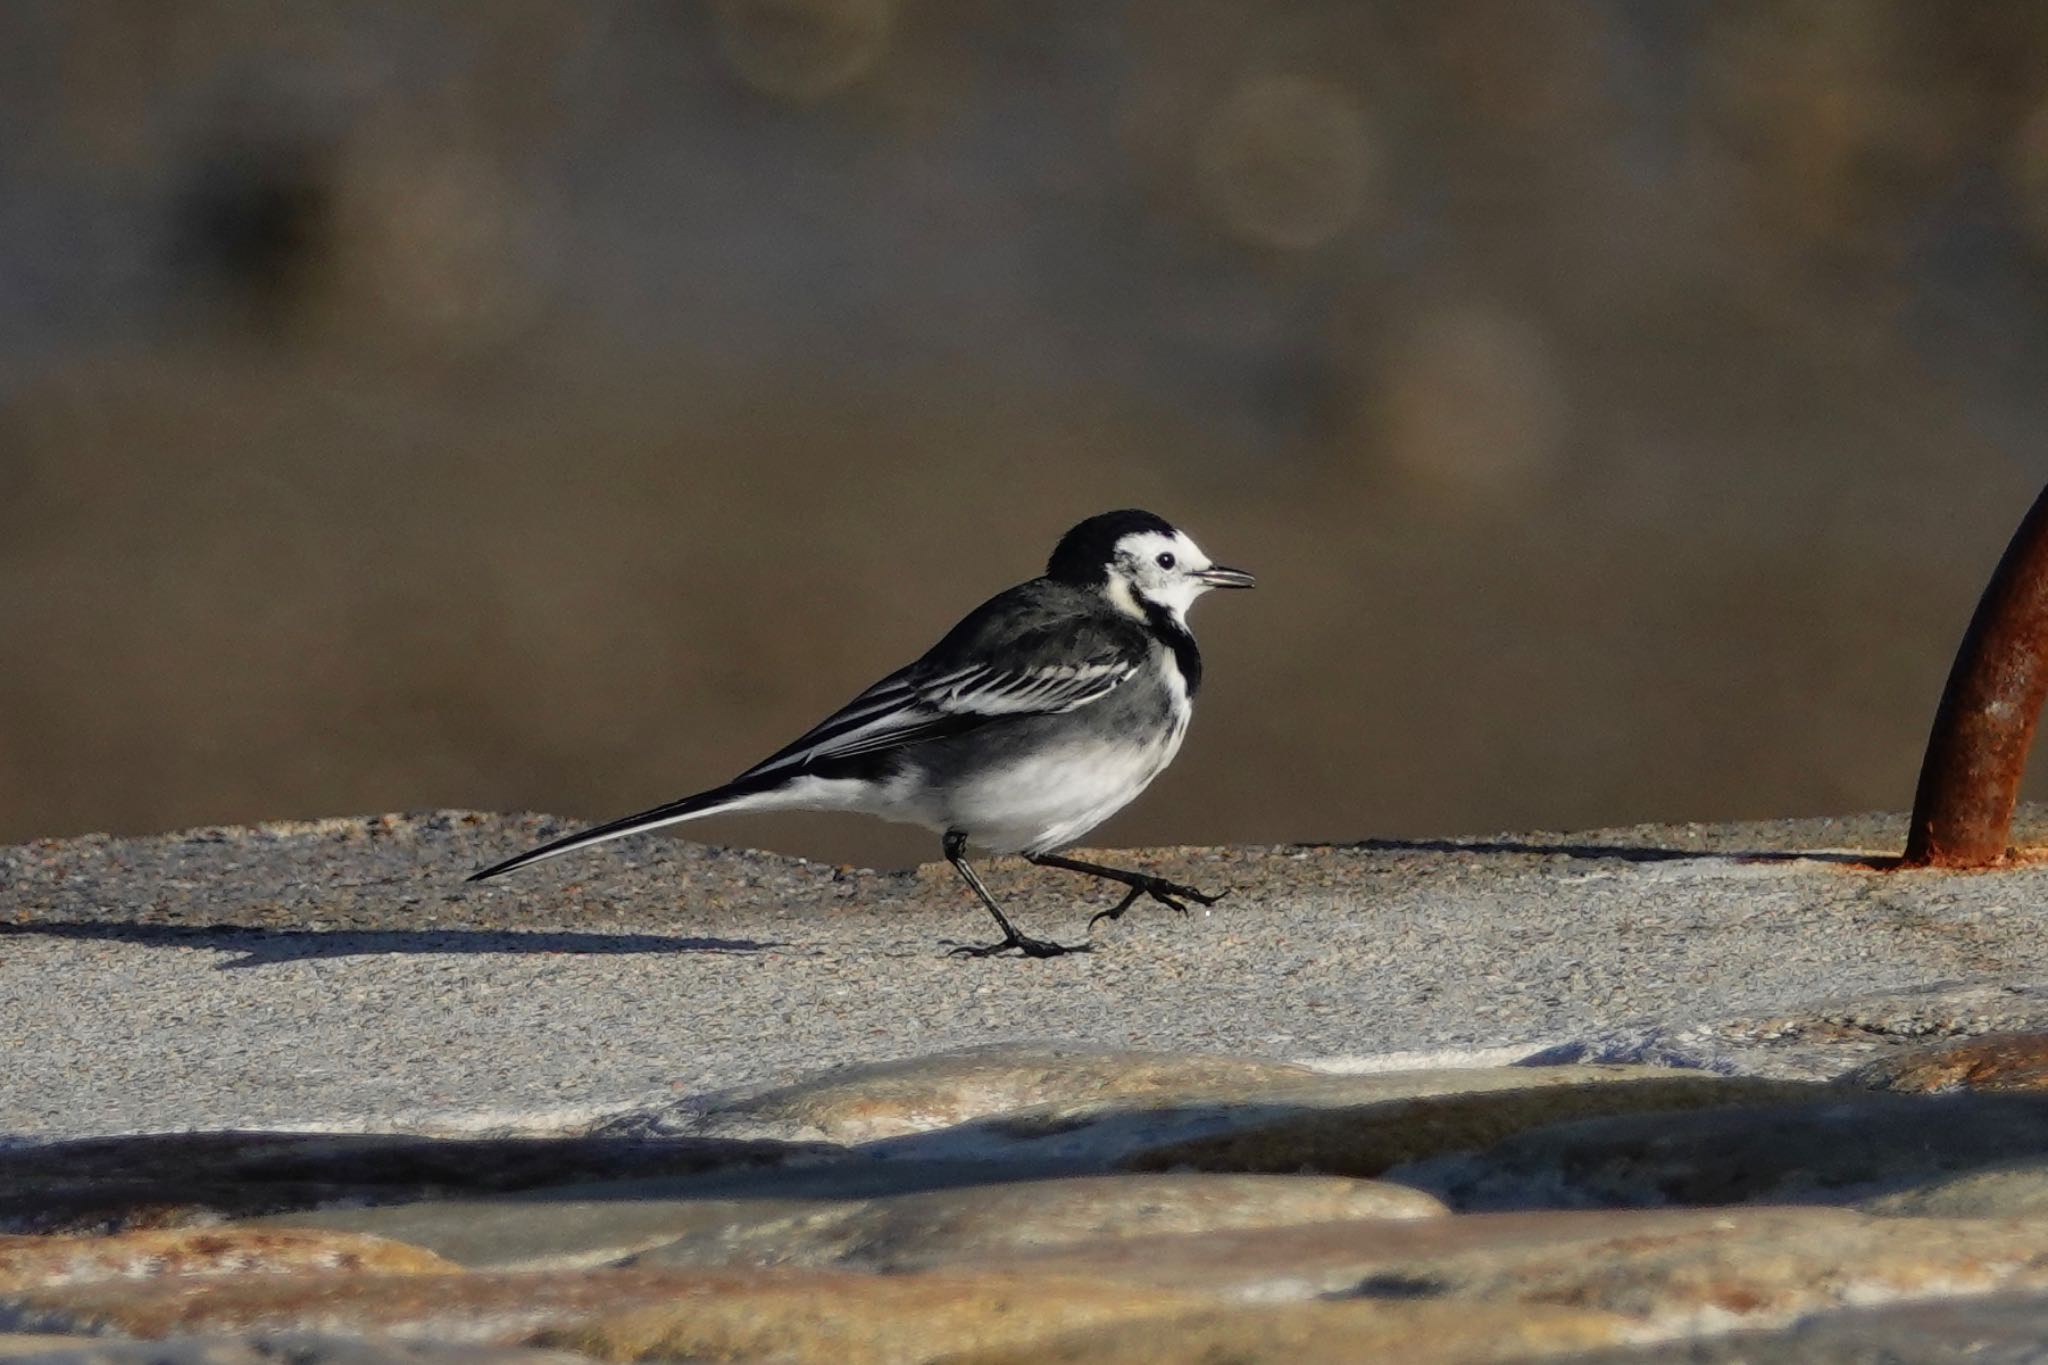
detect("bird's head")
(1046, 509), (1255, 627)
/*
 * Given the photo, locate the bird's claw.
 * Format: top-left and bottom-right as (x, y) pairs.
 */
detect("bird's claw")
(1088, 878), (1229, 929)
(949, 934), (1090, 959)
(1087, 887), (1145, 929)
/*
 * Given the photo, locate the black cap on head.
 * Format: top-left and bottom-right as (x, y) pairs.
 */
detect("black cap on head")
(1046, 509), (1178, 585)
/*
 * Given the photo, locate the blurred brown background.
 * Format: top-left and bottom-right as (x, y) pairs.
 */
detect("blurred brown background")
(6, 0), (2048, 868)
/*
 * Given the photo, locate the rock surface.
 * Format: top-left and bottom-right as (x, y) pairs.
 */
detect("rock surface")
(12, 809), (2048, 1140)
(245, 1172), (1444, 1273)
(1396, 1092), (2048, 1211)
(1531, 979), (2048, 1081)
(1120, 1074), (1825, 1177)
(1839, 1030), (2048, 1093)
(1859, 1158), (2048, 1219)
(1527, 1293), (2048, 1363)
(0, 1339), (586, 1365)
(10, 809), (2048, 1361)
(624, 1172), (1448, 1271)
(944, 1206), (2048, 1323)
(0, 1133), (834, 1235)
(527, 1271), (1208, 1364)
(941, 1300), (1642, 1364)
(0, 1228), (455, 1291)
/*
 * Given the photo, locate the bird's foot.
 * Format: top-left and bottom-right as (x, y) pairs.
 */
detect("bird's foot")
(1088, 877), (1229, 929)
(948, 933), (1091, 959)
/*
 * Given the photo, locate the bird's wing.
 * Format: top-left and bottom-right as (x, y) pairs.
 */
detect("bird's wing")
(465, 584), (1145, 882)
(742, 600), (1144, 778)
(469, 644), (1134, 882)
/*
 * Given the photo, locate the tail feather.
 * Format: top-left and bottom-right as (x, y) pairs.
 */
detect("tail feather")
(467, 777), (777, 882)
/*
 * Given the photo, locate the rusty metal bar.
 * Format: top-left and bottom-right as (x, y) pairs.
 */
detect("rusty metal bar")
(1903, 482), (2048, 867)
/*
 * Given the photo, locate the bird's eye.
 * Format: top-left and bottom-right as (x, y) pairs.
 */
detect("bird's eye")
(1155, 552), (1176, 570)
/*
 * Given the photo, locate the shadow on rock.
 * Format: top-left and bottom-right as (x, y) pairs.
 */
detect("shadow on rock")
(1334, 837), (1877, 865)
(0, 1129), (841, 1234)
(0, 921), (784, 967)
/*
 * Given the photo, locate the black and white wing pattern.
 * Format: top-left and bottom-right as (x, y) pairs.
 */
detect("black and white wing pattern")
(464, 579), (1149, 884)
(740, 582), (1145, 781)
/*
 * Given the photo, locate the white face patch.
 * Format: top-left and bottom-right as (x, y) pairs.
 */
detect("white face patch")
(1107, 529), (1216, 626)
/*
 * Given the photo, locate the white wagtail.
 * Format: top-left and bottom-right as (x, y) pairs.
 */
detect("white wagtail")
(469, 509), (1255, 957)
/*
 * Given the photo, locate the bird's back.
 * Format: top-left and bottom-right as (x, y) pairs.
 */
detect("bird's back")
(918, 577), (1150, 673)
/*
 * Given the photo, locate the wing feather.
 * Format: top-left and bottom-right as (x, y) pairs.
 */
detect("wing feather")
(743, 654), (1135, 778)
(730, 579), (1150, 781)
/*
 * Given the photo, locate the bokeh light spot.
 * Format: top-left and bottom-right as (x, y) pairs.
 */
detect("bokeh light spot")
(2011, 99), (2048, 255)
(713, 0), (897, 103)
(1375, 304), (1569, 500)
(1194, 73), (1376, 252)
(329, 140), (554, 350)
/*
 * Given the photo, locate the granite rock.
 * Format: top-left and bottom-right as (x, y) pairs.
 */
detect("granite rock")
(1515, 1292), (2048, 1363)
(16, 811), (2048, 1364)
(0, 1132), (831, 1235)
(646, 1048), (1787, 1168)
(1528, 981), (2048, 1082)
(937, 1299), (1642, 1364)
(1120, 1075), (1823, 1177)
(626, 1172), (1447, 1270)
(1859, 1159), (2048, 1218)
(19, 811), (2048, 1143)
(0, 1228), (455, 1292)
(0, 1266), (994, 1343)
(1395, 1091), (2048, 1210)
(528, 1269), (1208, 1364)
(951, 1207), (2048, 1331)
(1839, 1031), (2048, 1094)
(0, 1335), (590, 1365)
(246, 1171), (1441, 1273)
(654, 1045), (1324, 1144)
(246, 1191), (837, 1273)
(880, 1063), (1776, 1167)
(0, 1337), (102, 1359)
(41, 1205), (2048, 1354)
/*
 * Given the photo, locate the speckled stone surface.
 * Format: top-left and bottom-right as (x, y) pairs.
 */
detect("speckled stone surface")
(11, 810), (2048, 1361)
(7, 808), (2048, 1140)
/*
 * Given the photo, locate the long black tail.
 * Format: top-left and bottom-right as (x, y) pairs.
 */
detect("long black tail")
(467, 775), (780, 882)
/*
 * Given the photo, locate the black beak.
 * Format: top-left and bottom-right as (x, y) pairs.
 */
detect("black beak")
(1196, 565), (1256, 589)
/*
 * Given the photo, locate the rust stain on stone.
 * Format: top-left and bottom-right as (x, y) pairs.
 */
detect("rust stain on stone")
(1844, 1032), (2048, 1094)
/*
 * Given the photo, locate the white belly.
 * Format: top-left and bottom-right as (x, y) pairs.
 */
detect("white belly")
(736, 735), (1179, 854)
(753, 656), (1197, 856)
(948, 716), (1189, 855)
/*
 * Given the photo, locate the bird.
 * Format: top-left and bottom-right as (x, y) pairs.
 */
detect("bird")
(468, 509), (1255, 957)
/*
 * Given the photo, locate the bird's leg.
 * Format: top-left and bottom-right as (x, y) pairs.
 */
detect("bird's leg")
(1024, 851), (1228, 929)
(943, 832), (1088, 958)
